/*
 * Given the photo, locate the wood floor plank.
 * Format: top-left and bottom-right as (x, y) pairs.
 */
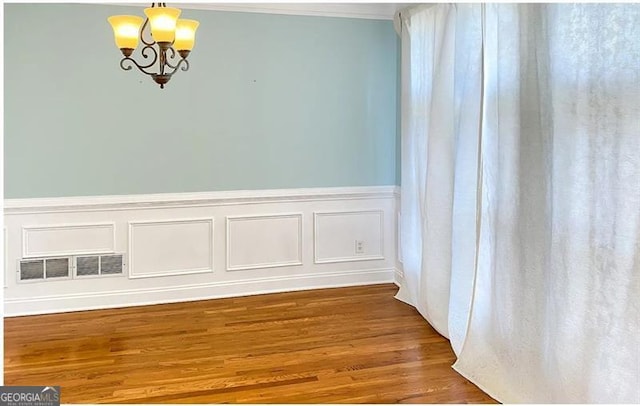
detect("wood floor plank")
(4, 284), (496, 404)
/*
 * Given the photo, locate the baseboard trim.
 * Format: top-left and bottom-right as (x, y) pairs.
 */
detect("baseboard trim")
(394, 268), (404, 287)
(5, 268), (394, 317)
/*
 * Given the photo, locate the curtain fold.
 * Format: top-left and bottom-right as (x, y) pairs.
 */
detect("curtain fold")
(397, 3), (458, 338)
(398, 3), (640, 403)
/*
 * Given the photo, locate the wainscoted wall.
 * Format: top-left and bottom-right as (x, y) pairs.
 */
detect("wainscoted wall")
(4, 186), (400, 316)
(4, 4), (402, 316)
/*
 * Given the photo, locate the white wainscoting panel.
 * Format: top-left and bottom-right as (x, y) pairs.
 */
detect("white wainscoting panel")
(226, 214), (303, 271)
(314, 210), (384, 263)
(4, 186), (398, 316)
(128, 218), (214, 279)
(22, 222), (115, 258)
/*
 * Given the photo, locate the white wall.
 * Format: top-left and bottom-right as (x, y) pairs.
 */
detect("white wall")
(4, 186), (401, 316)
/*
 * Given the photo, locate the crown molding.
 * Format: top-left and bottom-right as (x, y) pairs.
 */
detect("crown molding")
(107, 2), (406, 20)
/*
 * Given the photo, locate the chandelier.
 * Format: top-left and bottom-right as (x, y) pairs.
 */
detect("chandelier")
(107, 3), (200, 89)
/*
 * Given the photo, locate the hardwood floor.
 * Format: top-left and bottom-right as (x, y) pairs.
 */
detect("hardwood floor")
(4, 284), (496, 404)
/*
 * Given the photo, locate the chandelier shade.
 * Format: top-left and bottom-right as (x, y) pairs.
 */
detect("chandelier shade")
(143, 6), (181, 43)
(107, 3), (199, 89)
(107, 15), (144, 49)
(174, 19), (200, 51)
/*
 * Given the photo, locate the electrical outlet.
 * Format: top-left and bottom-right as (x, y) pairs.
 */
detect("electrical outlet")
(355, 240), (364, 254)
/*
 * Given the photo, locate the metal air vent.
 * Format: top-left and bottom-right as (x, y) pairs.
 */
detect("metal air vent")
(100, 254), (124, 275)
(75, 254), (124, 277)
(77, 256), (100, 276)
(20, 260), (44, 280)
(18, 257), (71, 282)
(46, 258), (70, 278)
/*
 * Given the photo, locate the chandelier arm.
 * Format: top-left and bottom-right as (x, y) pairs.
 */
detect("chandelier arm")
(165, 58), (190, 75)
(164, 48), (180, 69)
(140, 18), (155, 46)
(179, 58), (190, 72)
(130, 44), (159, 69)
(120, 56), (157, 76)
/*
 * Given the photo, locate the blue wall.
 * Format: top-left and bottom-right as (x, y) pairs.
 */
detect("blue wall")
(4, 4), (398, 198)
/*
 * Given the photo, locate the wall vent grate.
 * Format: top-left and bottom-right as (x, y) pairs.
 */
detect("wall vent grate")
(20, 260), (44, 280)
(100, 255), (123, 275)
(18, 254), (124, 283)
(76, 256), (100, 276)
(45, 258), (70, 278)
(75, 254), (124, 277)
(19, 257), (71, 282)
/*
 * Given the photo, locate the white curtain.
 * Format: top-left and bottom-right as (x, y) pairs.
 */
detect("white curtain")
(397, 3), (640, 403)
